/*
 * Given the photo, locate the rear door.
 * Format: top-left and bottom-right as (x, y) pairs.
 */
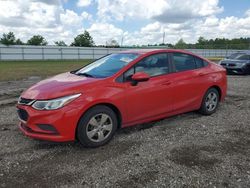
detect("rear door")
(170, 52), (210, 112)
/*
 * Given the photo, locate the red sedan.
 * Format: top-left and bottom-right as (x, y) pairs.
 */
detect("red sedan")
(17, 49), (227, 147)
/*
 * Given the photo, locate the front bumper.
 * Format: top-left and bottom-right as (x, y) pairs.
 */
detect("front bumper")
(16, 102), (84, 142)
(18, 122), (67, 142)
(220, 65), (248, 75)
(225, 68), (247, 75)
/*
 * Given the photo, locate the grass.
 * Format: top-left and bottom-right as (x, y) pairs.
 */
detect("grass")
(207, 57), (223, 61)
(0, 60), (91, 81)
(0, 57), (222, 81)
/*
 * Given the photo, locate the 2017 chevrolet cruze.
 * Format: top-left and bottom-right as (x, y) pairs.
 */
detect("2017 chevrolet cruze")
(17, 49), (227, 147)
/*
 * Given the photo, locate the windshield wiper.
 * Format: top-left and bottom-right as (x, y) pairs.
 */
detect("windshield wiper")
(75, 72), (95, 78)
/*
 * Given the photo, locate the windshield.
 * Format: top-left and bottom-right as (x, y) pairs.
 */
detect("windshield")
(227, 53), (244, 59)
(235, 54), (250, 60)
(75, 53), (139, 78)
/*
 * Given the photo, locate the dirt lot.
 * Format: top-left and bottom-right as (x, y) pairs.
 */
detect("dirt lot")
(0, 75), (249, 187)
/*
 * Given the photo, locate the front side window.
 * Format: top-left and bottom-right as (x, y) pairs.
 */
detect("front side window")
(124, 53), (169, 81)
(75, 53), (139, 78)
(173, 53), (196, 72)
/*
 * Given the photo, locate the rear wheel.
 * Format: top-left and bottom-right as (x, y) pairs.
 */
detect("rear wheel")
(199, 88), (219, 115)
(77, 105), (118, 147)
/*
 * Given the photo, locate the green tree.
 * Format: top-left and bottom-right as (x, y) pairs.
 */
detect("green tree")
(197, 37), (208, 48)
(71, 31), (94, 47)
(197, 37), (207, 45)
(0, 32), (16, 45)
(106, 39), (119, 47)
(54, 41), (67, 46)
(27, 35), (47, 45)
(15, 38), (24, 45)
(175, 38), (187, 49)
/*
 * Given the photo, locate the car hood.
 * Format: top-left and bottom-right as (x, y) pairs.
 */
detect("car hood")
(21, 72), (101, 100)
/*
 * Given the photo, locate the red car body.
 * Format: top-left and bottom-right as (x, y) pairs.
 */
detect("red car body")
(17, 49), (227, 142)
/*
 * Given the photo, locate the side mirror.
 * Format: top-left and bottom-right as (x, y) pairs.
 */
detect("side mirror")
(131, 72), (150, 86)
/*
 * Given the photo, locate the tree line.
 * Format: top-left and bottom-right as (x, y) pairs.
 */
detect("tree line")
(0, 31), (94, 47)
(0, 31), (249, 49)
(169, 37), (250, 50)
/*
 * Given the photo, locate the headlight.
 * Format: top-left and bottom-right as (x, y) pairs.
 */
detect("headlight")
(32, 93), (81, 110)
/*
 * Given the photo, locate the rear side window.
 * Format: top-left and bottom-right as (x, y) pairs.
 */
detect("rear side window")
(173, 53), (196, 72)
(194, 57), (208, 68)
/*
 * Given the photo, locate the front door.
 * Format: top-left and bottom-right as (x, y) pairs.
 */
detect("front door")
(123, 53), (174, 124)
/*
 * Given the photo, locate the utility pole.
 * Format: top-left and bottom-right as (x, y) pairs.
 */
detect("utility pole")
(120, 32), (124, 47)
(162, 31), (165, 45)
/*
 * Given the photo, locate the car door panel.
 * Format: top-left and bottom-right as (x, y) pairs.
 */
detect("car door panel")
(124, 75), (173, 124)
(120, 53), (174, 124)
(170, 53), (210, 112)
(170, 70), (207, 112)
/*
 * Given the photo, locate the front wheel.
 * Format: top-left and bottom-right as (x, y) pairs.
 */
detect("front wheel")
(199, 88), (219, 115)
(77, 105), (118, 147)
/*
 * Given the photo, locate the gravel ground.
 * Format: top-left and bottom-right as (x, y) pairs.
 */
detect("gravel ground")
(0, 75), (249, 188)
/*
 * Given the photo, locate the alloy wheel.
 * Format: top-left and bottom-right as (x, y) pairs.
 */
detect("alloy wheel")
(205, 92), (218, 112)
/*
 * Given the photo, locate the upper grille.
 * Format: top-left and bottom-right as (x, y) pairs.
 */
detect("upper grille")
(17, 108), (29, 121)
(18, 98), (34, 105)
(221, 63), (236, 67)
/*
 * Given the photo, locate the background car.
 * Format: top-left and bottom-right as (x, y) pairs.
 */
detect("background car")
(219, 52), (250, 74)
(17, 49), (227, 147)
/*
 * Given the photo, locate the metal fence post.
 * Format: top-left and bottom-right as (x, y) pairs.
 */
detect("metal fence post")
(92, 48), (95, 60)
(42, 47), (44, 60)
(60, 48), (63, 60)
(22, 47), (24, 60)
(226, 45), (228, 58)
(0, 46), (1, 60)
(78, 48), (80, 60)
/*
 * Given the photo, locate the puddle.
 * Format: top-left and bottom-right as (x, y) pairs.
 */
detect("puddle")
(170, 145), (220, 169)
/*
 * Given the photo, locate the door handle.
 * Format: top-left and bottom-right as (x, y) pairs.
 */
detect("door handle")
(198, 73), (205, 76)
(161, 81), (172, 86)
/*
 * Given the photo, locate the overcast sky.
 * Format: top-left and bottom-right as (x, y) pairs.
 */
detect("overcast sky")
(0, 0), (249, 45)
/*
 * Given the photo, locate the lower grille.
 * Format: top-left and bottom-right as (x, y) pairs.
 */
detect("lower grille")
(17, 108), (29, 121)
(221, 63), (236, 67)
(21, 123), (33, 133)
(37, 124), (59, 134)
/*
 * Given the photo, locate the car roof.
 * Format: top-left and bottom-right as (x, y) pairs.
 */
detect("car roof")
(118, 49), (196, 56)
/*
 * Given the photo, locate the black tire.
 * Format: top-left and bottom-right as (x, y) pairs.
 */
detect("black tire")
(77, 105), (118, 148)
(199, 88), (220, 115)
